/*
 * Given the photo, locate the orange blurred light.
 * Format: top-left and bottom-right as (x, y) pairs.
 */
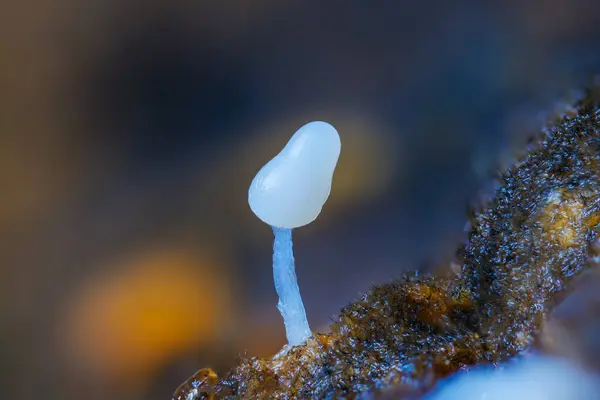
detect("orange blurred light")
(62, 249), (230, 381)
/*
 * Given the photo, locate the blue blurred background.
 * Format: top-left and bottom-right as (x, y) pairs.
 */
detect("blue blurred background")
(2, 1), (600, 398)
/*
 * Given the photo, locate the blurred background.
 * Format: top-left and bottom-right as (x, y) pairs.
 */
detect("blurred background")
(2, 0), (600, 398)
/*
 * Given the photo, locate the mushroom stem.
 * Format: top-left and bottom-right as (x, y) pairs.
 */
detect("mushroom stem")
(272, 226), (311, 346)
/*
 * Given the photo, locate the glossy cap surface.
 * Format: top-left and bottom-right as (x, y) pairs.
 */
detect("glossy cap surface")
(248, 121), (341, 228)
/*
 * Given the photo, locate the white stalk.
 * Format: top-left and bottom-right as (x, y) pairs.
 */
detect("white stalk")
(272, 227), (311, 346)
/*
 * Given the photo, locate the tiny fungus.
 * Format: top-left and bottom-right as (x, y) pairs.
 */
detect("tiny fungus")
(248, 121), (341, 346)
(173, 86), (600, 399)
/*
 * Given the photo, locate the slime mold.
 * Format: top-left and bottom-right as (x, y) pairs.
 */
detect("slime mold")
(173, 85), (600, 399)
(249, 121), (341, 347)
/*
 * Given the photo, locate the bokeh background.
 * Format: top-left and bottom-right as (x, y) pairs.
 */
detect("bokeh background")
(2, 1), (600, 398)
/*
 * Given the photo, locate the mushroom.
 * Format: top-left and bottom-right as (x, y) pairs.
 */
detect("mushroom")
(248, 121), (341, 346)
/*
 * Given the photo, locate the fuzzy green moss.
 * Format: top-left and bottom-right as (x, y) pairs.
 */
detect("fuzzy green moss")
(174, 86), (600, 399)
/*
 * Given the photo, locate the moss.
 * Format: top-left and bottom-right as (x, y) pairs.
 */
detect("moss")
(174, 86), (600, 399)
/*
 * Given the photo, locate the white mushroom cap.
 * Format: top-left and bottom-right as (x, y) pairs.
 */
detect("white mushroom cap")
(248, 121), (341, 228)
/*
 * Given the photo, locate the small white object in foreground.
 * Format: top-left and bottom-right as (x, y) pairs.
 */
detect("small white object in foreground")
(426, 355), (600, 400)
